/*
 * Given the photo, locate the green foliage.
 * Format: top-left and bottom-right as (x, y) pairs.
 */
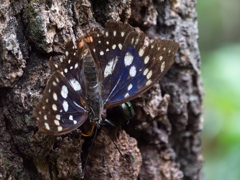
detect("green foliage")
(197, 0), (240, 179)
(202, 44), (240, 180)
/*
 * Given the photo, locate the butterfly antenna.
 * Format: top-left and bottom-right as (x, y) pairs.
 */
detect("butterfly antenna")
(81, 125), (98, 179)
(101, 123), (125, 159)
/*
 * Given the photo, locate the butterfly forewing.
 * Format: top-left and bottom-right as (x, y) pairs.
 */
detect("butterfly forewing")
(83, 22), (134, 97)
(49, 39), (88, 105)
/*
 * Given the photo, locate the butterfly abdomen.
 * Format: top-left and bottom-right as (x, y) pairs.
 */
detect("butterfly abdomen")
(83, 49), (103, 123)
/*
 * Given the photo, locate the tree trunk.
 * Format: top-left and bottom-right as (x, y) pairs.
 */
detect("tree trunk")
(0, 0), (204, 180)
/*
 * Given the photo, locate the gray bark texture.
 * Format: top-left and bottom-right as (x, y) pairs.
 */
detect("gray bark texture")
(0, 0), (204, 180)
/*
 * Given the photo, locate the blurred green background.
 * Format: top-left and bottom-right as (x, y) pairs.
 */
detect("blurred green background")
(196, 0), (240, 179)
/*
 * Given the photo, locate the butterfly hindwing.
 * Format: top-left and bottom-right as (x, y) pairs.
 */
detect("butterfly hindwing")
(34, 40), (90, 135)
(104, 39), (179, 107)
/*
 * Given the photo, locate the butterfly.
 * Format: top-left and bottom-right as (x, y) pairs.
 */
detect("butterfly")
(33, 20), (179, 136)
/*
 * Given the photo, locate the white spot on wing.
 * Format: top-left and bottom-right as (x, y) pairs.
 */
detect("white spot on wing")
(54, 120), (60, 125)
(104, 57), (118, 78)
(70, 79), (81, 91)
(106, 31), (109, 36)
(146, 79), (152, 86)
(147, 70), (152, 79)
(61, 85), (68, 98)
(69, 115), (77, 124)
(124, 52), (134, 66)
(65, 51), (69, 56)
(124, 93), (129, 98)
(63, 100), (68, 112)
(118, 43), (122, 50)
(44, 123), (50, 130)
(113, 31), (116, 36)
(75, 63), (78, 69)
(144, 56), (150, 64)
(58, 126), (63, 131)
(100, 51), (104, 55)
(53, 93), (58, 101)
(52, 104), (57, 111)
(129, 66), (137, 77)
(128, 84), (133, 91)
(112, 44), (116, 49)
(161, 61), (165, 72)
(121, 32), (125, 37)
(135, 38), (139, 45)
(143, 68), (149, 76)
(159, 56), (163, 61)
(138, 49), (144, 57)
(56, 114), (60, 120)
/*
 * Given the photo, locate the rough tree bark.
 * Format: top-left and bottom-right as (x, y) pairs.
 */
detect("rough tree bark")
(0, 0), (204, 180)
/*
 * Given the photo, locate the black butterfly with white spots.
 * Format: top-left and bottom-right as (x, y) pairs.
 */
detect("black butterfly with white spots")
(33, 20), (179, 135)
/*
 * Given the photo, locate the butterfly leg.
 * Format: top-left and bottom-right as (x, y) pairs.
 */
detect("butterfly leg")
(101, 124), (125, 159)
(81, 123), (99, 178)
(81, 125), (95, 137)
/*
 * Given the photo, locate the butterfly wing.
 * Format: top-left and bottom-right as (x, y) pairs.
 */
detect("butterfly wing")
(83, 21), (179, 108)
(104, 38), (179, 108)
(34, 40), (89, 135)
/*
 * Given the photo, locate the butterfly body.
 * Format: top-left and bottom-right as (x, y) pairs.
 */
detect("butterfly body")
(34, 21), (179, 135)
(83, 49), (103, 125)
